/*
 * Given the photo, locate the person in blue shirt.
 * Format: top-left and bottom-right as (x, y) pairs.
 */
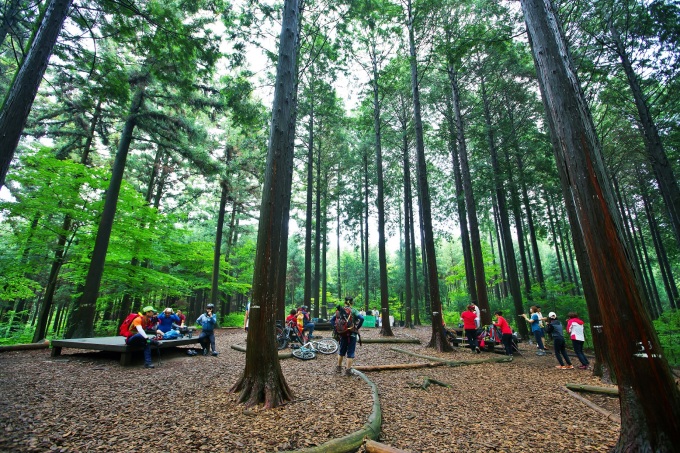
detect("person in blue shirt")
(522, 306), (546, 356)
(330, 297), (364, 376)
(157, 308), (181, 333)
(197, 304), (218, 356)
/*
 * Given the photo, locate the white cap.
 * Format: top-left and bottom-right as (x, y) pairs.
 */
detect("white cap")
(548, 311), (557, 319)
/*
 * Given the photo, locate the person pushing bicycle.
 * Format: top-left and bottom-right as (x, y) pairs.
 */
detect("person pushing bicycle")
(330, 297), (364, 376)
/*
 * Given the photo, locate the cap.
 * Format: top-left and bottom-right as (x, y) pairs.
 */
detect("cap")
(548, 312), (557, 319)
(142, 306), (155, 313)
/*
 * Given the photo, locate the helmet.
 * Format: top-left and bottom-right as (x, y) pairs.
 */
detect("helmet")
(206, 304), (215, 310)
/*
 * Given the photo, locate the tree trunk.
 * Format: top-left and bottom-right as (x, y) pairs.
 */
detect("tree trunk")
(303, 99), (313, 309)
(313, 134), (322, 317)
(406, 0), (447, 349)
(230, 0), (299, 409)
(481, 77), (524, 331)
(0, 0), (73, 188)
(448, 61), (490, 322)
(210, 181), (228, 307)
(446, 93), (476, 303)
(66, 81), (147, 338)
(610, 23), (680, 250)
(518, 154), (545, 293)
(368, 37), (393, 337)
(408, 166), (421, 326)
(403, 132), (413, 328)
(521, 0), (680, 448)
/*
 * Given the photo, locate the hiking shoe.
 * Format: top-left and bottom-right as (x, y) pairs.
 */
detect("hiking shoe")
(563, 365), (574, 369)
(536, 351), (546, 356)
(475, 347), (481, 354)
(144, 363), (155, 369)
(202, 348), (208, 356)
(335, 366), (343, 374)
(578, 365), (588, 370)
(211, 351), (219, 357)
(345, 368), (354, 376)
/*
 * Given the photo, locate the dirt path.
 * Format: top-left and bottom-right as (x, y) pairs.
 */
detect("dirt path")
(0, 326), (619, 452)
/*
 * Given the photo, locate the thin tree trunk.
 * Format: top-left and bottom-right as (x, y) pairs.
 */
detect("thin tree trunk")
(66, 81), (147, 338)
(313, 134), (322, 317)
(406, 0), (447, 349)
(610, 24), (680, 250)
(303, 101), (314, 309)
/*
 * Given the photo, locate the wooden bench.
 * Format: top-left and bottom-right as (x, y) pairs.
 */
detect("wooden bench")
(50, 335), (202, 366)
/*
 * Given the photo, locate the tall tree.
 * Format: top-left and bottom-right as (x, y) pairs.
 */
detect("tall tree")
(230, 0), (300, 408)
(0, 0), (73, 188)
(521, 0), (680, 449)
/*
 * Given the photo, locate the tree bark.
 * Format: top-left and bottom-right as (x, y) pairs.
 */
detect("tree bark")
(230, 0), (299, 408)
(521, 0), (680, 448)
(66, 81), (147, 338)
(448, 61), (490, 322)
(0, 0), (73, 188)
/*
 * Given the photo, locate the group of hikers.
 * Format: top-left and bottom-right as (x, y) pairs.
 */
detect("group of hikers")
(120, 304), (218, 368)
(456, 303), (590, 370)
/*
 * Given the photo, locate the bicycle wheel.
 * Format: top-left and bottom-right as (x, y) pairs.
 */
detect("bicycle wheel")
(312, 338), (338, 354)
(276, 326), (288, 350)
(292, 348), (316, 360)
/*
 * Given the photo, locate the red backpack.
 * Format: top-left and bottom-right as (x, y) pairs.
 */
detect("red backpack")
(119, 313), (140, 338)
(334, 306), (354, 336)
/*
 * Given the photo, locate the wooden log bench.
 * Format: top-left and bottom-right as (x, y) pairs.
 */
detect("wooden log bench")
(50, 335), (202, 366)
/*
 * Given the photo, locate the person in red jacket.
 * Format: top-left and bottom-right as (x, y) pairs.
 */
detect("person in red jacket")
(460, 304), (480, 353)
(493, 311), (514, 356)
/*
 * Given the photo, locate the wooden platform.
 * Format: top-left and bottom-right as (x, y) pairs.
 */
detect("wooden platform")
(50, 335), (201, 366)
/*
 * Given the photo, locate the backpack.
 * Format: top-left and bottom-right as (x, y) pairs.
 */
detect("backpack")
(334, 306), (354, 336)
(119, 313), (140, 337)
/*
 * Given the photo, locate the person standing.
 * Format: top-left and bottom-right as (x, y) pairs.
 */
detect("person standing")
(123, 306), (163, 369)
(331, 297), (364, 376)
(196, 303), (218, 356)
(546, 312), (573, 369)
(461, 304), (480, 353)
(492, 311), (513, 356)
(522, 306), (546, 355)
(244, 301), (250, 332)
(567, 312), (589, 369)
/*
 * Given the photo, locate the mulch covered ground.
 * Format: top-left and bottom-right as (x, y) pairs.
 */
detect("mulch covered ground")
(0, 326), (620, 452)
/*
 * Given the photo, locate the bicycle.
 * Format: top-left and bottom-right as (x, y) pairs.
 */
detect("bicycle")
(276, 321), (307, 350)
(292, 338), (339, 360)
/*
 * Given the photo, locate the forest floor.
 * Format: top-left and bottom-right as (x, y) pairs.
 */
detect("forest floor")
(0, 326), (621, 452)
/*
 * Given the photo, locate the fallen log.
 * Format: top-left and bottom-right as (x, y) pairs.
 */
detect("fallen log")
(353, 362), (446, 372)
(286, 369), (381, 453)
(565, 383), (619, 396)
(365, 439), (409, 453)
(406, 377), (451, 390)
(360, 338), (420, 344)
(230, 344), (293, 359)
(562, 387), (621, 424)
(0, 340), (50, 353)
(390, 347), (512, 366)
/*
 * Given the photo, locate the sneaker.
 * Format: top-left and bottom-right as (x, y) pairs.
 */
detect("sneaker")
(202, 348), (208, 356)
(475, 347), (481, 354)
(211, 351), (219, 356)
(335, 366), (343, 374)
(144, 363), (155, 369)
(555, 365), (565, 369)
(345, 368), (353, 376)
(578, 365), (588, 370)
(563, 365), (574, 369)
(536, 351), (546, 356)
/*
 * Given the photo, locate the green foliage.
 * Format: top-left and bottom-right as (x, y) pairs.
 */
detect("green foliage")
(222, 312), (245, 328)
(653, 309), (680, 367)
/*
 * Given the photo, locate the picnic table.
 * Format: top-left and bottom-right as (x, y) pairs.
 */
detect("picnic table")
(50, 334), (201, 366)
